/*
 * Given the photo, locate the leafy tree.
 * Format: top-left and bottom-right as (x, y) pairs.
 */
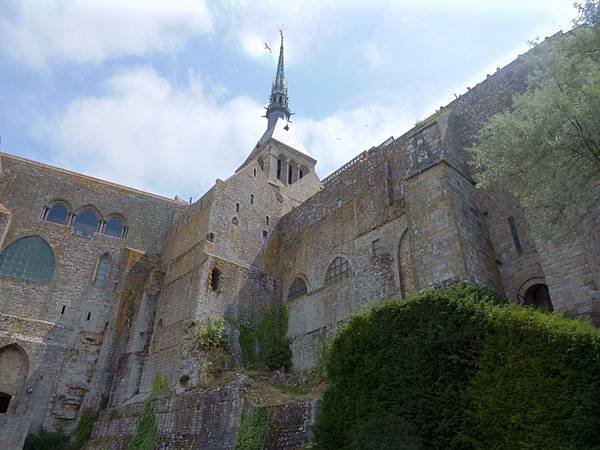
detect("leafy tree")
(469, 2), (600, 241)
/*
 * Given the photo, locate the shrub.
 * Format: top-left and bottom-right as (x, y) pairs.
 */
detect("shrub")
(202, 348), (235, 385)
(151, 372), (169, 398)
(313, 284), (600, 450)
(239, 305), (292, 370)
(195, 316), (227, 351)
(24, 429), (69, 450)
(69, 410), (99, 449)
(234, 407), (271, 450)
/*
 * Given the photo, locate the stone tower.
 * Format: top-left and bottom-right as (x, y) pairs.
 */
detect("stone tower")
(237, 30), (321, 210)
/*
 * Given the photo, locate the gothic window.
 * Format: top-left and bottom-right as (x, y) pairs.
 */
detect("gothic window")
(94, 254), (111, 286)
(325, 257), (350, 287)
(43, 203), (69, 225)
(210, 268), (221, 292)
(104, 217), (126, 238)
(0, 236), (55, 283)
(288, 277), (307, 300)
(73, 208), (100, 238)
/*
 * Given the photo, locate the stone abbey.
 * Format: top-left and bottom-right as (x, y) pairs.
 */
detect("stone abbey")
(0, 33), (599, 448)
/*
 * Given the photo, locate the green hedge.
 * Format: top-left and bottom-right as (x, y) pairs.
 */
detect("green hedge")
(313, 284), (600, 450)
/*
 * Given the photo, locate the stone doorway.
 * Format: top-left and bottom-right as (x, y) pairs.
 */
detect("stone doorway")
(523, 283), (553, 311)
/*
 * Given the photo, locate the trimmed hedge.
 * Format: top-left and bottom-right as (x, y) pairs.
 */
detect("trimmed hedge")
(313, 284), (600, 450)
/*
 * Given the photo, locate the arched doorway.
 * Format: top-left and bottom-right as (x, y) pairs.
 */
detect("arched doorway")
(522, 283), (553, 311)
(0, 344), (29, 414)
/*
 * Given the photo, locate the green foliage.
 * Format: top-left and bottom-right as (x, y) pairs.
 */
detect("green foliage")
(313, 284), (600, 450)
(127, 402), (157, 450)
(108, 409), (118, 421)
(307, 333), (333, 385)
(239, 305), (292, 370)
(24, 429), (69, 450)
(469, 11), (600, 241)
(194, 316), (227, 351)
(69, 410), (99, 449)
(151, 372), (169, 398)
(234, 407), (272, 450)
(202, 348), (235, 384)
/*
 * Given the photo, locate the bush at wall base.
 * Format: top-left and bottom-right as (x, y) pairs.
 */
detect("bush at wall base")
(312, 284), (600, 450)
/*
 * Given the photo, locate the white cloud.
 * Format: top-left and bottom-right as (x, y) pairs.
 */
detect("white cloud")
(42, 68), (264, 198)
(357, 41), (386, 69)
(295, 97), (415, 178)
(0, 0), (213, 66)
(39, 67), (414, 197)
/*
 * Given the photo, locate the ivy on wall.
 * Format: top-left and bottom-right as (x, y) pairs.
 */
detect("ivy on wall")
(234, 407), (271, 450)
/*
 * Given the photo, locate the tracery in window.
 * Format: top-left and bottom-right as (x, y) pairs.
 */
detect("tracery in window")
(73, 208), (99, 238)
(94, 254), (111, 286)
(325, 257), (350, 287)
(104, 217), (126, 238)
(44, 203), (69, 225)
(288, 277), (307, 300)
(0, 236), (55, 283)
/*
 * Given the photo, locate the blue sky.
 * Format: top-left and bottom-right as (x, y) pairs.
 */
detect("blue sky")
(0, 0), (578, 199)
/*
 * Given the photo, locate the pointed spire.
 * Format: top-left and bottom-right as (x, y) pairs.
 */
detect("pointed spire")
(266, 27), (290, 129)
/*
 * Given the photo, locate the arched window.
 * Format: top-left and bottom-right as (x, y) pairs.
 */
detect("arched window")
(94, 254), (111, 286)
(73, 208), (99, 238)
(0, 344), (29, 414)
(325, 257), (350, 287)
(104, 217), (126, 238)
(44, 203), (69, 225)
(0, 236), (55, 283)
(288, 277), (307, 300)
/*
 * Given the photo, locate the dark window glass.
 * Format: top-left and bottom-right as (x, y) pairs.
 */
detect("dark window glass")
(73, 209), (99, 238)
(325, 257), (350, 287)
(45, 204), (69, 224)
(277, 159), (282, 180)
(288, 277), (307, 300)
(210, 268), (221, 291)
(288, 164), (293, 184)
(94, 255), (111, 286)
(104, 217), (125, 238)
(0, 236), (55, 283)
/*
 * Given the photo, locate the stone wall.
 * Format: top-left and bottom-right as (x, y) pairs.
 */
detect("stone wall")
(0, 153), (187, 433)
(86, 378), (316, 450)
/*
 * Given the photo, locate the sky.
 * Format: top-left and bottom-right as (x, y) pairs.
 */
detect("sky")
(0, 0), (579, 200)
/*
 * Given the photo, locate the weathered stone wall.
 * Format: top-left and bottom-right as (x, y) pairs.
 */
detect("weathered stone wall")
(276, 145), (407, 369)
(0, 153), (186, 434)
(86, 378), (317, 450)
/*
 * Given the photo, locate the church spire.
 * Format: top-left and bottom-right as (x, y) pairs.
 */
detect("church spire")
(265, 28), (290, 129)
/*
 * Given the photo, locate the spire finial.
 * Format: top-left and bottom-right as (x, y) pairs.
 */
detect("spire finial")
(265, 26), (290, 129)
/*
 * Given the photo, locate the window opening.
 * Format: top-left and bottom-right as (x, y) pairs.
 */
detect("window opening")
(508, 216), (523, 255)
(60, 305), (65, 315)
(325, 257), (350, 286)
(288, 277), (308, 300)
(73, 208), (100, 238)
(253, 168), (257, 177)
(236, 203), (240, 213)
(0, 393), (11, 414)
(266, 216), (270, 226)
(262, 230), (269, 245)
(371, 239), (381, 257)
(251, 194), (254, 205)
(210, 268), (221, 292)
(0, 236), (55, 283)
(207, 232), (215, 242)
(44, 203), (69, 225)
(104, 217), (125, 238)
(299, 169), (304, 179)
(288, 164), (293, 184)
(277, 159), (282, 180)
(86, 312), (91, 321)
(94, 255), (111, 286)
